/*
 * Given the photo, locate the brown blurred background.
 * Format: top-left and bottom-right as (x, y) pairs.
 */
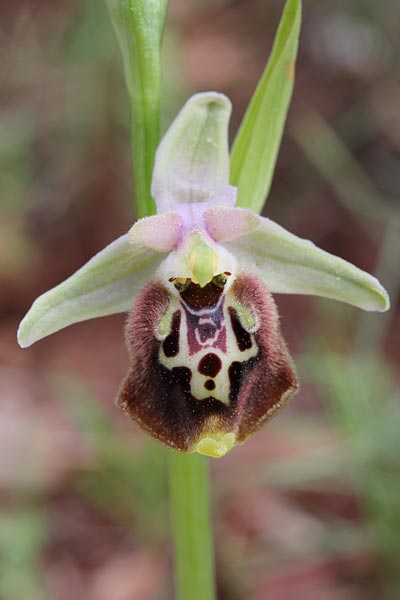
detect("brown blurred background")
(1, 1), (399, 599)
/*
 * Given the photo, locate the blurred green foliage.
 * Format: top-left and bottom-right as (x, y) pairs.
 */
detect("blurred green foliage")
(1, 0), (399, 598)
(309, 353), (400, 585)
(0, 509), (48, 600)
(58, 378), (168, 545)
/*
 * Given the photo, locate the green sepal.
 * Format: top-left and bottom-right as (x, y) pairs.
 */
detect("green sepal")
(225, 214), (389, 312)
(230, 0), (302, 214)
(151, 92), (235, 212)
(18, 235), (164, 347)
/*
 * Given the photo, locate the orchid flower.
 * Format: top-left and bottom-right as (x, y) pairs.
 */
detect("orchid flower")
(18, 93), (389, 458)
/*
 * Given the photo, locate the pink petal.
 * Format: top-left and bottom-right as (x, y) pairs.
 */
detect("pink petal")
(204, 206), (259, 243)
(129, 213), (183, 252)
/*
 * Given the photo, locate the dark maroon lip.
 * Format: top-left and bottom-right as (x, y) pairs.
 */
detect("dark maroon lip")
(179, 281), (225, 309)
(119, 275), (298, 452)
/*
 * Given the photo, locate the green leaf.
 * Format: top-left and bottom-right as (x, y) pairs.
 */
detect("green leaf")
(230, 0), (302, 214)
(105, 0), (169, 218)
(225, 214), (389, 312)
(152, 92), (235, 212)
(18, 235), (163, 347)
(0, 509), (47, 600)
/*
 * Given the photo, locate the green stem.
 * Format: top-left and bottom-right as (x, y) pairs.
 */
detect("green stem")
(106, 0), (169, 217)
(125, 0), (168, 218)
(169, 452), (216, 600)
(128, 30), (163, 218)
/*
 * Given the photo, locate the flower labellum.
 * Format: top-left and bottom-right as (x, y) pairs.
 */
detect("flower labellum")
(120, 264), (297, 458)
(18, 93), (390, 458)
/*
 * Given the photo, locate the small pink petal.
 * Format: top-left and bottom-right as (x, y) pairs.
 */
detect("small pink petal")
(204, 206), (259, 243)
(129, 213), (183, 252)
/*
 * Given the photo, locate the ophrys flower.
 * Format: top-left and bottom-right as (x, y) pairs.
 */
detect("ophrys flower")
(18, 93), (389, 458)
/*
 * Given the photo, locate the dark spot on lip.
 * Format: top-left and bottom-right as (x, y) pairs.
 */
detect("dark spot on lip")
(204, 379), (216, 391)
(198, 353), (222, 377)
(228, 361), (247, 402)
(228, 307), (252, 351)
(197, 322), (217, 343)
(162, 311), (181, 357)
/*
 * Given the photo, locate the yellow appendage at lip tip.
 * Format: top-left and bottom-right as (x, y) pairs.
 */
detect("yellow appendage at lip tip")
(196, 432), (236, 458)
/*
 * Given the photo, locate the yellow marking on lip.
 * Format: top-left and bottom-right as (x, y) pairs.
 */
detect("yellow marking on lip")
(196, 432), (236, 458)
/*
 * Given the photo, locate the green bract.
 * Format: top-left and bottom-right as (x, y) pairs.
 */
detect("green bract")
(231, 0), (301, 214)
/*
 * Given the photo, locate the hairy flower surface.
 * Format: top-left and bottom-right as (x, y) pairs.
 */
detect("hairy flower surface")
(18, 93), (389, 457)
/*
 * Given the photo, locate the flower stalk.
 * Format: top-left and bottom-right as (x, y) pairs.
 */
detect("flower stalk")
(169, 453), (216, 600)
(106, 0), (169, 217)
